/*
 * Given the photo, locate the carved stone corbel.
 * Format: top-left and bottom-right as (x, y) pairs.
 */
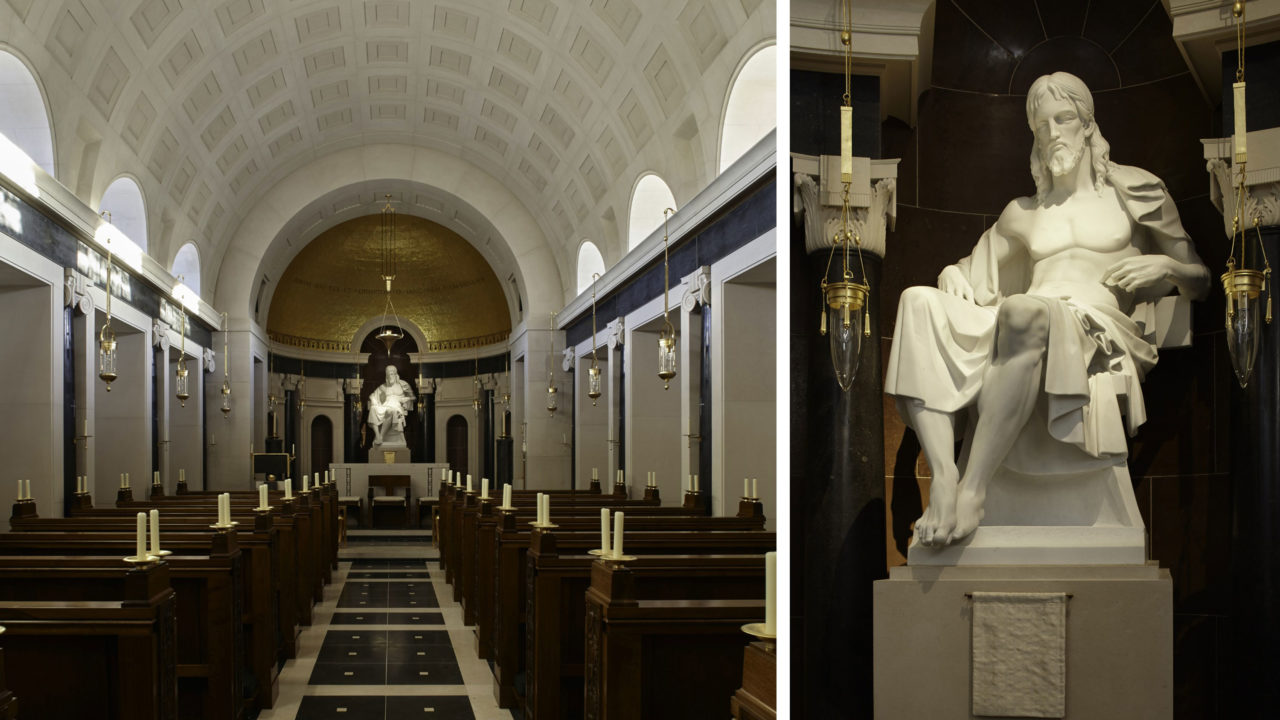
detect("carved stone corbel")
(64, 269), (93, 314)
(152, 319), (171, 349)
(561, 347), (574, 372)
(203, 348), (215, 373)
(794, 171), (896, 258)
(681, 266), (712, 312)
(607, 318), (624, 350)
(1204, 133), (1280, 234)
(344, 378), (363, 396)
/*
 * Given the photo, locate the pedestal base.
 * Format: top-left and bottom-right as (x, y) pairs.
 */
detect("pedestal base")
(873, 564), (1171, 719)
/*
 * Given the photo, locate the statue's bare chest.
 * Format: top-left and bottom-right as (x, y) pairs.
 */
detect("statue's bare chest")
(1020, 191), (1132, 260)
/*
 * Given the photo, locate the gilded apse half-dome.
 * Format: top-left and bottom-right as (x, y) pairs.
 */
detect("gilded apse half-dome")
(267, 214), (511, 353)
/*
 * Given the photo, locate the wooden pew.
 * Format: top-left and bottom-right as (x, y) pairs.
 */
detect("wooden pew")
(0, 560), (178, 720)
(731, 642), (777, 720)
(524, 528), (767, 720)
(0, 552), (243, 720)
(488, 515), (773, 708)
(5, 514), (284, 711)
(583, 559), (763, 720)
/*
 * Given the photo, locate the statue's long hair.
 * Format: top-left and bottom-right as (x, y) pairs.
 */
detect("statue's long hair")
(1027, 72), (1113, 202)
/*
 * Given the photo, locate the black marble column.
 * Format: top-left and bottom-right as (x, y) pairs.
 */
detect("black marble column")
(793, 227), (886, 720)
(63, 306), (76, 516)
(1229, 225), (1280, 717)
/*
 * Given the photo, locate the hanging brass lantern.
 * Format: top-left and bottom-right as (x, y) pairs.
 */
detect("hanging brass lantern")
(376, 194), (404, 353)
(219, 312), (231, 416)
(547, 311), (559, 414)
(174, 305), (190, 406)
(588, 273), (602, 404)
(99, 228), (118, 390)
(1222, 0), (1272, 388)
(657, 208), (677, 389)
(818, 0), (871, 392)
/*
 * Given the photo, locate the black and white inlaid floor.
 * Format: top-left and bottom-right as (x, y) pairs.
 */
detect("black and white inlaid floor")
(255, 533), (513, 720)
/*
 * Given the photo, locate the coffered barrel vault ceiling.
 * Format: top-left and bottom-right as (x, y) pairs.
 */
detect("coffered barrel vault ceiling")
(0, 0), (774, 317)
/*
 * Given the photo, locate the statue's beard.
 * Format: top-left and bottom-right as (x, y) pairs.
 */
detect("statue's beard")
(1044, 139), (1085, 177)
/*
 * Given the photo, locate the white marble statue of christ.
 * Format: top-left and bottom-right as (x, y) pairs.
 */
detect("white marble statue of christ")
(368, 365), (415, 447)
(885, 71), (1210, 548)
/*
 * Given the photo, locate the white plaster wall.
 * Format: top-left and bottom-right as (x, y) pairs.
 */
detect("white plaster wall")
(298, 377), (344, 481)
(626, 325), (683, 502)
(523, 325), (571, 489)
(575, 350), (609, 489)
(712, 233), (776, 528)
(0, 237), (61, 514)
(93, 310), (150, 501)
(167, 343), (203, 491)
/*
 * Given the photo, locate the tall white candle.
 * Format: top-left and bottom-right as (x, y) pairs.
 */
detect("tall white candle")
(765, 551), (776, 635)
(303, 474), (309, 492)
(125, 472), (131, 488)
(744, 478), (750, 498)
(600, 508), (611, 555)
(592, 467), (598, 481)
(694, 474), (699, 493)
(259, 483), (268, 508)
(502, 484), (512, 509)
(153, 471), (160, 485)
(120, 473), (125, 489)
(136, 512), (147, 559)
(481, 477), (489, 500)
(24, 479), (30, 501)
(466, 475), (473, 493)
(534, 493), (542, 524)
(284, 480), (292, 499)
(16, 479), (21, 501)
(542, 494), (550, 525)
(223, 493), (231, 525)
(752, 478), (758, 500)
(613, 512), (624, 558)
(150, 509), (161, 554)
(179, 469), (185, 483)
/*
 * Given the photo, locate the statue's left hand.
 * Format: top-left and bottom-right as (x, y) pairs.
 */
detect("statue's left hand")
(1101, 255), (1176, 293)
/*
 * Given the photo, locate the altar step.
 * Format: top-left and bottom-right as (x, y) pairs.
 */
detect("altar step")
(347, 529), (433, 544)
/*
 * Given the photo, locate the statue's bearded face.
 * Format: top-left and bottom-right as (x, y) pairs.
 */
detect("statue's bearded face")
(386, 366), (398, 384)
(1032, 94), (1087, 178)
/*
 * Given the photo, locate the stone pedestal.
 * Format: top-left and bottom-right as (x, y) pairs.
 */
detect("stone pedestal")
(873, 564), (1172, 719)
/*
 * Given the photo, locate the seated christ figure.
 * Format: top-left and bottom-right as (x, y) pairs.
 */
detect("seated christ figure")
(885, 72), (1209, 548)
(368, 365), (415, 447)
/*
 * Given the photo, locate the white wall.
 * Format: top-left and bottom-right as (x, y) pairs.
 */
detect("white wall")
(93, 308), (150, 500)
(626, 322), (683, 502)
(575, 350), (609, 489)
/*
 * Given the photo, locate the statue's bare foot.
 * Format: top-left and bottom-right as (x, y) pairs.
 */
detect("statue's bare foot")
(914, 472), (958, 547)
(949, 485), (986, 543)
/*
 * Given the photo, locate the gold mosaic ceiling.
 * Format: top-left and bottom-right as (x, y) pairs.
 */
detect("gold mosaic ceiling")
(267, 214), (510, 353)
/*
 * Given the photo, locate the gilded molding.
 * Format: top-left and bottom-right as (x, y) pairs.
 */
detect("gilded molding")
(267, 329), (511, 354)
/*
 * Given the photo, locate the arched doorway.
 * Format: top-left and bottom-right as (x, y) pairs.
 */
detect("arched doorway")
(310, 416), (333, 479)
(446, 415), (468, 476)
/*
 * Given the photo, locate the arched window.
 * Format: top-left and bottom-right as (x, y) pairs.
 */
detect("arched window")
(99, 177), (148, 253)
(627, 174), (677, 251)
(0, 50), (54, 176)
(172, 242), (201, 297)
(576, 240), (606, 295)
(719, 45), (777, 173)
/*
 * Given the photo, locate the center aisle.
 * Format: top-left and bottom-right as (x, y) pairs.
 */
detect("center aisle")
(257, 531), (515, 720)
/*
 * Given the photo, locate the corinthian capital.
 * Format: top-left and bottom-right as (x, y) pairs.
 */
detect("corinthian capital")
(793, 154), (899, 258)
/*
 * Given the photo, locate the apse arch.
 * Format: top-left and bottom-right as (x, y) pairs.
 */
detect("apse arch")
(627, 174), (678, 252)
(0, 48), (54, 177)
(171, 242), (201, 297)
(99, 176), (149, 253)
(211, 144), (565, 335)
(576, 240), (606, 296)
(719, 44), (777, 173)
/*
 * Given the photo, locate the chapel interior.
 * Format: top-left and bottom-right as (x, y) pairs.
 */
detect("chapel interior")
(0, 1), (778, 719)
(792, 1), (1279, 718)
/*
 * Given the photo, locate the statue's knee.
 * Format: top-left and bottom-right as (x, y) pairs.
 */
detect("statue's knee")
(996, 296), (1049, 353)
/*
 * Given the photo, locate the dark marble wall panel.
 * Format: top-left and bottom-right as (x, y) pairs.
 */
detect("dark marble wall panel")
(1222, 40), (1280, 133)
(931, 1), (1018, 93)
(1112, 5), (1187, 86)
(1010, 36), (1120, 92)
(953, 0), (1045, 59)
(915, 89), (1035, 215)
(877, 206), (991, 337)
(1083, 0), (1161, 53)
(1036, 1), (1089, 39)
(790, 71), (879, 158)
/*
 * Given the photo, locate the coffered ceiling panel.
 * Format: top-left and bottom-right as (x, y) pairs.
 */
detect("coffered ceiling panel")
(7, 0), (774, 304)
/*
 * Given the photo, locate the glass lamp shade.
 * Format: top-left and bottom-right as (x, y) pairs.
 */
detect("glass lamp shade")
(823, 281), (869, 392)
(175, 365), (190, 406)
(546, 382), (558, 413)
(1223, 268), (1266, 388)
(220, 381), (232, 415)
(588, 365), (602, 404)
(98, 327), (118, 390)
(657, 333), (677, 389)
